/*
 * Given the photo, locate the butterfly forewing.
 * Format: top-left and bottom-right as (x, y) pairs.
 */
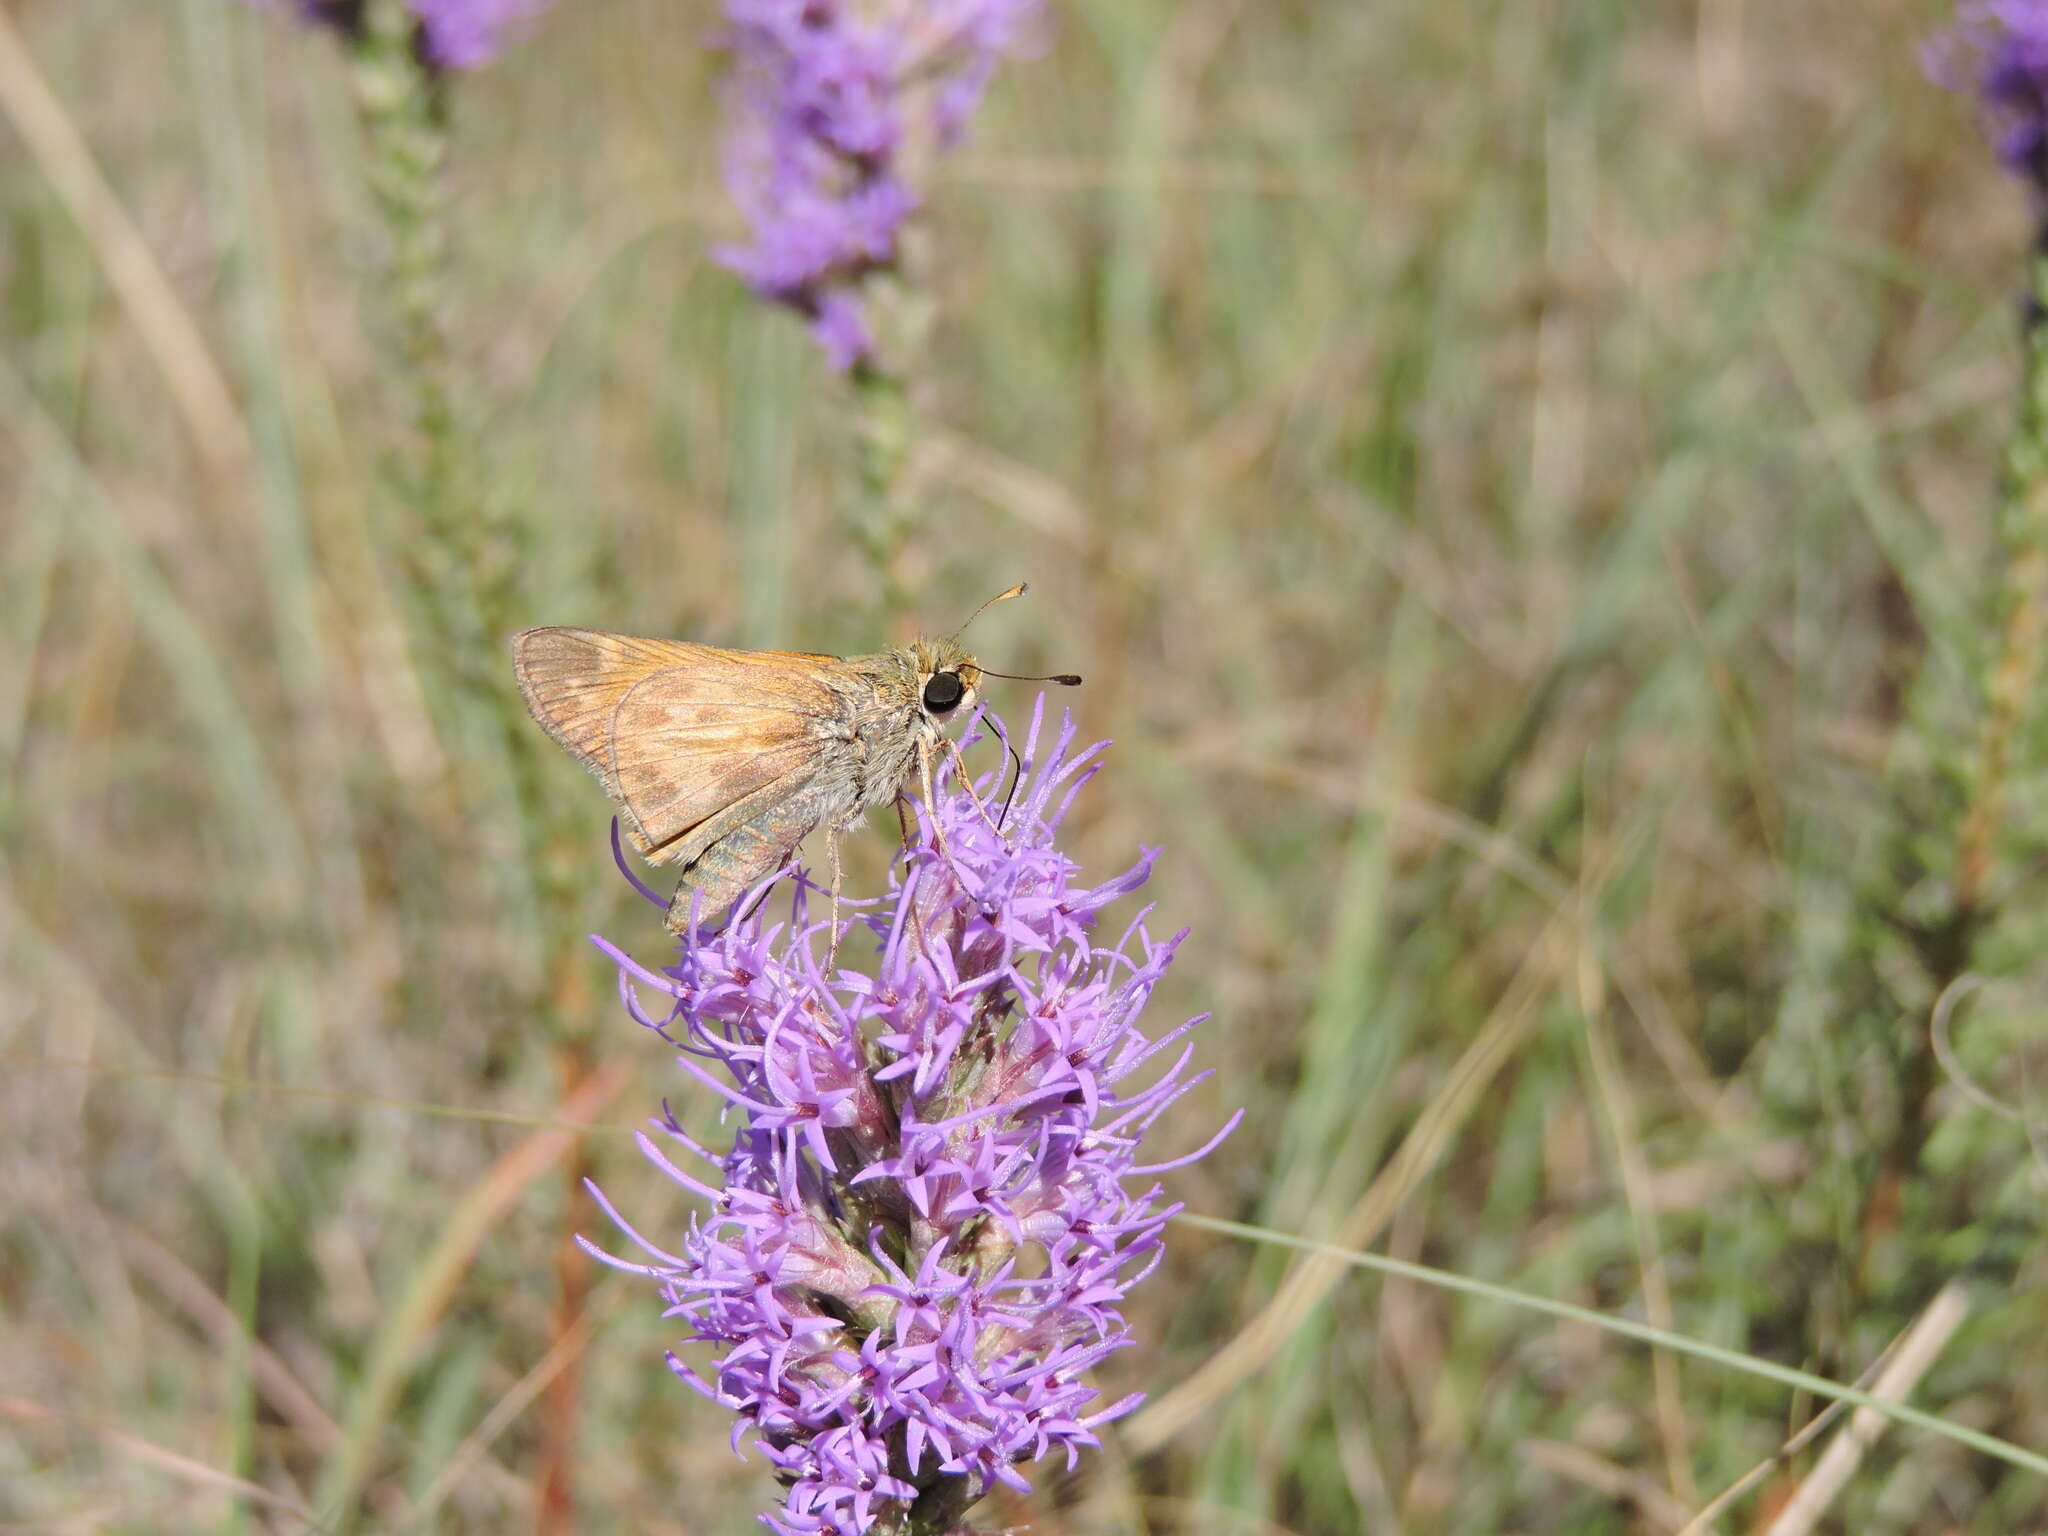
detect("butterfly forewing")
(512, 627), (843, 860)
(511, 629), (695, 788)
(610, 663), (838, 861)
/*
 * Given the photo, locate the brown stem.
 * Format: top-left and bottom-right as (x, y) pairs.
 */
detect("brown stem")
(536, 955), (598, 1534)
(1955, 538), (2048, 912)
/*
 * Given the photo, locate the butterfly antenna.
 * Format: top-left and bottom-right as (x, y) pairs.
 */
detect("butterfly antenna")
(952, 584), (1083, 684)
(981, 667), (1084, 686)
(950, 581), (1029, 641)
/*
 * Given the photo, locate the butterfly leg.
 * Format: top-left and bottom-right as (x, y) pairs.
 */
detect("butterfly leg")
(941, 735), (1005, 837)
(821, 825), (845, 973)
(917, 736), (952, 865)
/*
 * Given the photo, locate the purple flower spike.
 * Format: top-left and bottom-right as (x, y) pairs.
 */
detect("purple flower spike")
(1930, 1), (2048, 184)
(586, 700), (1239, 1536)
(409, 0), (549, 68)
(716, 0), (1048, 370)
(249, 0), (549, 70)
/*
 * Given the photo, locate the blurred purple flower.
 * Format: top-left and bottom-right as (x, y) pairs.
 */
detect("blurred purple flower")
(717, 0), (1048, 371)
(252, 0), (549, 69)
(1930, 1), (2048, 182)
(411, 0), (549, 68)
(586, 702), (1237, 1536)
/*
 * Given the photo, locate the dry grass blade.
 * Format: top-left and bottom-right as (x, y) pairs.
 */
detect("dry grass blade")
(0, 7), (251, 490)
(0, 1396), (316, 1526)
(1519, 1437), (1694, 1533)
(403, 1290), (610, 1529)
(1672, 1399), (1852, 1536)
(312, 1061), (635, 1529)
(1670, 1288), (1960, 1536)
(114, 1221), (344, 1458)
(1761, 1280), (1974, 1536)
(1123, 913), (1562, 1456)
(1580, 885), (1699, 1510)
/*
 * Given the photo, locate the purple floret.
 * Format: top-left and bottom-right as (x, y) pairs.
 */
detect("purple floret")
(716, 0), (1047, 370)
(409, 0), (549, 68)
(250, 0), (548, 69)
(1931, 1), (2048, 182)
(586, 701), (1238, 1535)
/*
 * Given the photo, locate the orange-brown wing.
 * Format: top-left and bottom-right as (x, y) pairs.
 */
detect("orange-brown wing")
(511, 627), (843, 862)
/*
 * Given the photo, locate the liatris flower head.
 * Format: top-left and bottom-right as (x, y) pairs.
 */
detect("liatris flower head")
(1930, 2), (2048, 185)
(252, 0), (549, 69)
(716, 0), (1049, 371)
(586, 701), (1238, 1535)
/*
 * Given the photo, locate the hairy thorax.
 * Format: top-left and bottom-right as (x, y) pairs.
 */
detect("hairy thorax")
(826, 642), (973, 830)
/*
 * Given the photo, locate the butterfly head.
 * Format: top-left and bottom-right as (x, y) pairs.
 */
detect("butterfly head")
(898, 583), (1084, 730)
(906, 636), (984, 724)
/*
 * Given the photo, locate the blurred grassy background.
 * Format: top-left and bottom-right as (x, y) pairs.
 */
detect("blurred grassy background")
(4, 0), (2047, 1530)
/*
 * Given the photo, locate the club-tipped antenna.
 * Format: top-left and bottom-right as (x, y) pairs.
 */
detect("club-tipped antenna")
(981, 668), (1083, 686)
(951, 582), (1029, 642)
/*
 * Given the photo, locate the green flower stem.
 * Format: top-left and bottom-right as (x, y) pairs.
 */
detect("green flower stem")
(349, 1), (569, 924)
(851, 364), (917, 625)
(1726, 256), (2048, 1451)
(1955, 254), (2048, 914)
(352, 1), (470, 607)
(846, 252), (941, 629)
(337, 24), (599, 1527)
(1819, 257), (2048, 1340)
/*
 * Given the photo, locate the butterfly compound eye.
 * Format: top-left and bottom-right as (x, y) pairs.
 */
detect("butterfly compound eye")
(923, 671), (965, 714)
